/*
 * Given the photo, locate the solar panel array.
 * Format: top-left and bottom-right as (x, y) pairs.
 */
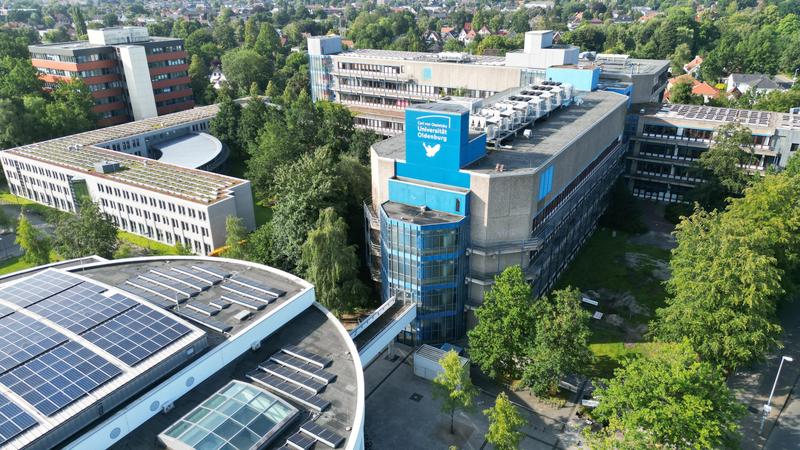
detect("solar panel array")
(0, 341), (122, 416)
(660, 104), (774, 127)
(0, 314), (67, 373)
(0, 268), (203, 445)
(28, 289), (136, 334)
(0, 393), (37, 445)
(0, 270), (81, 307)
(81, 305), (192, 366)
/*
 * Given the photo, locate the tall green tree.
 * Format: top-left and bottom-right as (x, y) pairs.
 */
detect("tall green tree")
(44, 79), (96, 137)
(300, 208), (367, 314)
(238, 84), (268, 154)
(589, 341), (744, 449)
(188, 54), (209, 105)
(54, 200), (118, 259)
(432, 350), (477, 434)
(16, 212), (50, 266)
(221, 215), (248, 260)
(268, 147), (349, 268)
(522, 287), (593, 397)
(467, 265), (536, 380)
(69, 6), (87, 38)
(669, 80), (699, 105)
(484, 392), (525, 450)
(651, 207), (783, 372)
(699, 123), (758, 196)
(209, 92), (242, 156)
(220, 48), (271, 95)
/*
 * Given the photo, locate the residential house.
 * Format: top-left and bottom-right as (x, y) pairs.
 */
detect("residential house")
(683, 55), (703, 76)
(726, 73), (783, 96)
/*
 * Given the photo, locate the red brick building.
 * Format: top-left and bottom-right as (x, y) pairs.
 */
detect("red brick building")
(29, 27), (193, 127)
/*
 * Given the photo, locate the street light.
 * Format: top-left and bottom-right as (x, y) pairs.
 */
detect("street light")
(760, 355), (794, 434)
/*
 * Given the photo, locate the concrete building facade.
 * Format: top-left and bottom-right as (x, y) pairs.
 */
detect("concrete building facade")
(0, 105), (252, 255)
(627, 104), (800, 202)
(29, 27), (193, 127)
(308, 32), (668, 137)
(366, 84), (629, 343)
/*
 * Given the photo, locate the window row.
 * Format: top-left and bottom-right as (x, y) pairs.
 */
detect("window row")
(151, 70), (188, 82)
(96, 183), (207, 221)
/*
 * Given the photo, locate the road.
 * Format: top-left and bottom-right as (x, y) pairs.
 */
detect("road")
(731, 296), (800, 450)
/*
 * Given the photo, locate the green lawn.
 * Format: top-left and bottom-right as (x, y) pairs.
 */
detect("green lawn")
(556, 228), (670, 324)
(0, 255), (35, 275)
(588, 342), (675, 380)
(117, 231), (180, 255)
(555, 228), (672, 379)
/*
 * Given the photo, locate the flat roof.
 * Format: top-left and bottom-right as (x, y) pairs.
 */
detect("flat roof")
(589, 56), (670, 76)
(152, 132), (224, 169)
(29, 36), (181, 52)
(374, 90), (628, 175)
(337, 48), (508, 66)
(2, 105), (249, 205)
(76, 258), (305, 338)
(382, 201), (465, 225)
(111, 302), (359, 450)
(0, 267), (206, 450)
(639, 103), (790, 130)
(50, 257), (360, 450)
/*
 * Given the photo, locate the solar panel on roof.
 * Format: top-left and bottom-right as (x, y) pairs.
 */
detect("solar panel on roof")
(229, 276), (286, 298)
(221, 284), (273, 304)
(149, 269), (211, 291)
(0, 314), (67, 374)
(0, 341), (121, 416)
(192, 264), (231, 280)
(126, 279), (188, 302)
(172, 266), (223, 285)
(287, 432), (315, 450)
(174, 309), (233, 334)
(0, 270), (81, 307)
(300, 421), (345, 448)
(259, 362), (326, 394)
(0, 305), (14, 320)
(0, 392), (37, 446)
(81, 305), (192, 366)
(269, 354), (336, 384)
(138, 273), (199, 297)
(282, 345), (332, 368)
(28, 287), (137, 334)
(185, 301), (219, 317)
(118, 285), (176, 309)
(220, 291), (267, 311)
(246, 371), (331, 412)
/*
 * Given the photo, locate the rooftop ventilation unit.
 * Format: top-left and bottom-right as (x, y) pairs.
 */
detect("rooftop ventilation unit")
(93, 161), (121, 174)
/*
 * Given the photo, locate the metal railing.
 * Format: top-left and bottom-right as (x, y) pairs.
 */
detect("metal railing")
(350, 295), (396, 339)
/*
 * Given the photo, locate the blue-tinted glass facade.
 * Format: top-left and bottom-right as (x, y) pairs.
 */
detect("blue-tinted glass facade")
(379, 207), (469, 344)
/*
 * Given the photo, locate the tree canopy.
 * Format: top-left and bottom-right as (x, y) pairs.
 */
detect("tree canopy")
(484, 392), (526, 450)
(432, 350), (476, 434)
(53, 200), (119, 259)
(590, 342), (744, 449)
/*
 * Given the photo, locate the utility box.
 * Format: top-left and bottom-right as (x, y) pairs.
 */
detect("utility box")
(413, 344), (470, 381)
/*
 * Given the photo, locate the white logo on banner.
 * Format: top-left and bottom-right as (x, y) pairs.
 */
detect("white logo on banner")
(423, 143), (441, 157)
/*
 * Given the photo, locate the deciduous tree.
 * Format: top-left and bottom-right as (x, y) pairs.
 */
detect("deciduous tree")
(221, 215), (248, 260)
(467, 265), (536, 380)
(484, 392), (525, 450)
(300, 208), (367, 314)
(16, 212), (50, 266)
(433, 350), (476, 434)
(54, 200), (118, 259)
(589, 341), (744, 449)
(523, 287), (593, 397)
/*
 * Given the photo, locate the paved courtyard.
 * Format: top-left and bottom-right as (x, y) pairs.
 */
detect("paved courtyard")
(363, 345), (586, 450)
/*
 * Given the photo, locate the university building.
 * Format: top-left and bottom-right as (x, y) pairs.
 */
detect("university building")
(29, 26), (193, 127)
(627, 104), (800, 202)
(308, 32), (668, 136)
(0, 256), (366, 450)
(366, 72), (629, 343)
(1, 105), (252, 255)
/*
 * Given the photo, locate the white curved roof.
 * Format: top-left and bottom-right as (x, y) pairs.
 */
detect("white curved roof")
(152, 132), (224, 169)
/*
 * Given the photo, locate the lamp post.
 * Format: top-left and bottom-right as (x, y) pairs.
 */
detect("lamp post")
(760, 355), (794, 434)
